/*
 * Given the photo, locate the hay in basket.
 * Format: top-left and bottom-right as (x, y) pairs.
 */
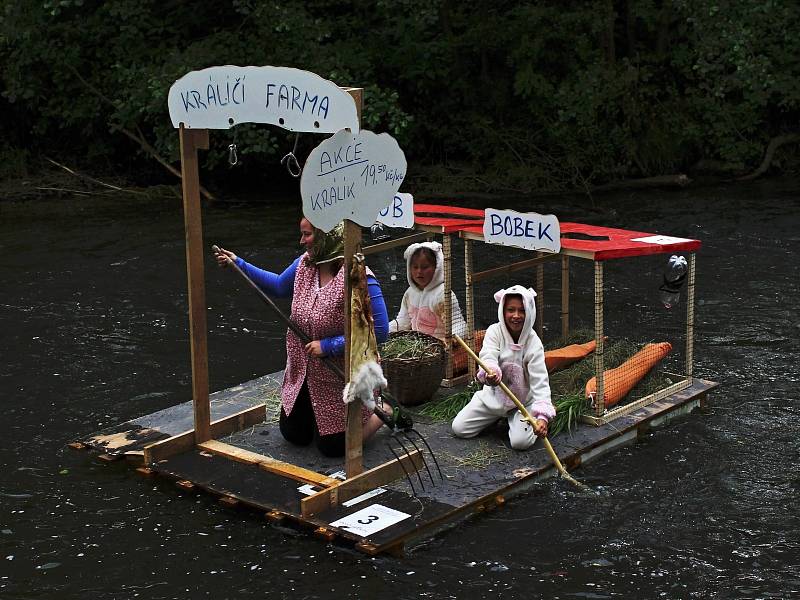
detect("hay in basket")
(380, 331), (446, 406)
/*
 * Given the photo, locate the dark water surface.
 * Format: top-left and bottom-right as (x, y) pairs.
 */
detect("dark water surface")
(1, 179), (799, 599)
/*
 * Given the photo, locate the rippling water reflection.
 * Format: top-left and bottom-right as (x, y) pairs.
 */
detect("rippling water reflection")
(1, 180), (798, 598)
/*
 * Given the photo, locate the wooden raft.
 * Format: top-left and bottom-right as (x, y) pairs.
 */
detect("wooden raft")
(73, 371), (717, 556)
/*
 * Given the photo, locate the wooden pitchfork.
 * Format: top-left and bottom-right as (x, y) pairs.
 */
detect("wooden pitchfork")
(453, 335), (595, 494)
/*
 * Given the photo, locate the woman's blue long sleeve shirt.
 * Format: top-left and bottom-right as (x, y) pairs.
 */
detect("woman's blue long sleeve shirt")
(234, 255), (389, 357)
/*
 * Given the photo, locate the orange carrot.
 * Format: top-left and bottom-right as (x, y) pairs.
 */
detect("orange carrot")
(584, 342), (672, 407)
(544, 338), (602, 373)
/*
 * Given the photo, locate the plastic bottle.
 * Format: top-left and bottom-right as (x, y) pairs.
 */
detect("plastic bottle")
(659, 255), (687, 309)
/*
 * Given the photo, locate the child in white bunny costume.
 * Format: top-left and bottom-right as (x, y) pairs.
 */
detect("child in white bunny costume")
(451, 285), (554, 450)
(389, 241), (468, 340)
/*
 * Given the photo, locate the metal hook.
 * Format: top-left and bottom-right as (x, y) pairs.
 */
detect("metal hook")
(228, 143), (238, 166)
(280, 133), (302, 178)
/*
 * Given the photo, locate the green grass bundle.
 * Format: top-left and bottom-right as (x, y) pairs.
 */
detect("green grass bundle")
(381, 334), (442, 361)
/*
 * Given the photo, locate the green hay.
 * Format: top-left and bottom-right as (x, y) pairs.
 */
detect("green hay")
(381, 334), (441, 361)
(413, 381), (479, 422)
(549, 392), (589, 437)
(443, 439), (510, 470)
(263, 390), (282, 424)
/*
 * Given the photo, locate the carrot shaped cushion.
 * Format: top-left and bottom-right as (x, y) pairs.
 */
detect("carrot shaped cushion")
(544, 339), (599, 373)
(584, 342), (672, 407)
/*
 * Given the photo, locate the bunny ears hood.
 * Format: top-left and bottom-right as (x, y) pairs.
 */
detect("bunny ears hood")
(494, 285), (537, 346)
(403, 241), (444, 291)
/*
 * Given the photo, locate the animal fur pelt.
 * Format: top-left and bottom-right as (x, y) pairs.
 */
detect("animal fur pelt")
(343, 361), (387, 411)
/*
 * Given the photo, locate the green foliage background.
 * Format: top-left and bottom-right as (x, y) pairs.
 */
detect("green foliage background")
(1, 0), (798, 189)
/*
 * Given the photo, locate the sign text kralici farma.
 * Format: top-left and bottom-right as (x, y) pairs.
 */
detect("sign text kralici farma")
(167, 65), (360, 133)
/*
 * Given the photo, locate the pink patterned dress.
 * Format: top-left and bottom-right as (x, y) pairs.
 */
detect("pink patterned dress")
(281, 254), (371, 436)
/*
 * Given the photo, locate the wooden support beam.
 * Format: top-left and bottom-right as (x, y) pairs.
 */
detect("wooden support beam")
(142, 403), (266, 464)
(362, 231), (430, 256)
(97, 453), (122, 462)
(464, 238), (476, 379)
(561, 255), (570, 343)
(592, 261), (605, 415)
(343, 219), (364, 478)
(197, 440), (340, 487)
(314, 527), (337, 542)
(355, 541), (380, 555)
(535, 252), (544, 339)
(265, 510), (286, 523)
(343, 87), (365, 480)
(471, 253), (559, 284)
(301, 450), (423, 517)
(179, 125), (211, 444)
(218, 496), (239, 508)
(442, 234), (454, 380)
(686, 253), (696, 381)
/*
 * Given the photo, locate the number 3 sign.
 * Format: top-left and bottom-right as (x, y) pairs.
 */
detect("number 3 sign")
(329, 503), (411, 536)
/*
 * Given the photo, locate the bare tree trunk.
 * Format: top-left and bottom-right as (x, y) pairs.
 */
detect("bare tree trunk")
(65, 64), (216, 202)
(625, 0), (636, 58)
(603, 0), (617, 64)
(656, 1), (670, 58)
(737, 134), (800, 181)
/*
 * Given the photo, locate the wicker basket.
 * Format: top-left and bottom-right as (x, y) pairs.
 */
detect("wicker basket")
(381, 331), (446, 406)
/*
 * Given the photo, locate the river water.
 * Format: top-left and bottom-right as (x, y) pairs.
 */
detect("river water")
(1, 179), (798, 599)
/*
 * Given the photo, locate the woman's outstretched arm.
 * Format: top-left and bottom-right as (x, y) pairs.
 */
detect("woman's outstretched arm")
(319, 274), (389, 357)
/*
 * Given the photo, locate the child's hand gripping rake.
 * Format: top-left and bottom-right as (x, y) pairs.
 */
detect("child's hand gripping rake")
(453, 335), (595, 494)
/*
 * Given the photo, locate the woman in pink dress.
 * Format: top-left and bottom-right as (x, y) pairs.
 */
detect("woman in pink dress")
(215, 218), (390, 456)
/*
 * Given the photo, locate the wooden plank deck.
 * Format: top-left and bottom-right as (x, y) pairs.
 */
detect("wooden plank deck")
(73, 372), (717, 554)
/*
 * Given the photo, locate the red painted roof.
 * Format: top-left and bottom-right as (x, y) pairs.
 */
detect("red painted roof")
(415, 203), (485, 218)
(413, 204), (701, 260)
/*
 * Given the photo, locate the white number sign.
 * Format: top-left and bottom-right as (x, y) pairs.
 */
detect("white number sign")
(329, 503), (411, 536)
(483, 208), (561, 253)
(167, 66), (359, 133)
(301, 129), (407, 233)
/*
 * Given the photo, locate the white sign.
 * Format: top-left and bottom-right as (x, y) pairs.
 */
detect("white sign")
(329, 504), (411, 536)
(376, 193), (414, 229)
(167, 66), (359, 132)
(484, 208), (561, 253)
(301, 129), (407, 233)
(631, 235), (693, 245)
(297, 484), (318, 496)
(342, 487), (387, 507)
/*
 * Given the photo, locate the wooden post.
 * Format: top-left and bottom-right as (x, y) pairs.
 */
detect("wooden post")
(685, 253), (696, 382)
(464, 238), (476, 379)
(561, 255), (570, 343)
(592, 261), (605, 416)
(344, 88), (364, 478)
(535, 253), (544, 339)
(443, 234), (454, 380)
(179, 125), (211, 443)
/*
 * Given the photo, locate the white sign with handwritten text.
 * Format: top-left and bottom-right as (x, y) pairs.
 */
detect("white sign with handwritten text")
(168, 66), (359, 133)
(301, 129), (407, 232)
(483, 208), (561, 253)
(376, 193), (414, 229)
